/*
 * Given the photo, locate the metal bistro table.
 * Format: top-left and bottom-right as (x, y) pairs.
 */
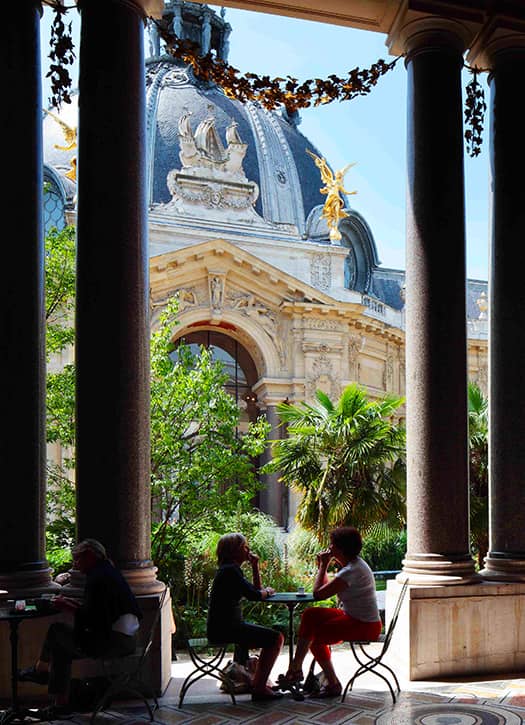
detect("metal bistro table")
(0, 605), (58, 725)
(266, 592), (314, 668)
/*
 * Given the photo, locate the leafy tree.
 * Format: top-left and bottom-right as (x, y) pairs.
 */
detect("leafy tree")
(45, 226), (77, 558)
(45, 226), (76, 357)
(265, 384), (406, 543)
(468, 380), (488, 568)
(43, 232), (270, 579)
(148, 297), (270, 582)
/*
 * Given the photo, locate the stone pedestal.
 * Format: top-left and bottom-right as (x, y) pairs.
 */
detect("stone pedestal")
(388, 579), (525, 680)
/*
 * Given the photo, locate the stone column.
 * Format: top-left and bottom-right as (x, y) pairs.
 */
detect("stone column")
(258, 404), (285, 527)
(395, 19), (477, 584)
(0, 2), (55, 596)
(472, 36), (525, 580)
(75, 0), (160, 594)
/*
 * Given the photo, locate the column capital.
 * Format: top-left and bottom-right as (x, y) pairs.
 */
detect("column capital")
(388, 7), (480, 57)
(72, 0), (163, 20)
(468, 16), (525, 70)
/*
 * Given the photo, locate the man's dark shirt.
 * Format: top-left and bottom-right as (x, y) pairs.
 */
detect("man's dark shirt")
(207, 563), (262, 641)
(75, 559), (142, 655)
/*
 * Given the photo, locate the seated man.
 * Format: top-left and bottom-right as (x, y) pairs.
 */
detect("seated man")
(19, 539), (142, 719)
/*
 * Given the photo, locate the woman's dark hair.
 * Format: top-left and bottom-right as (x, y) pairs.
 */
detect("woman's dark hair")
(330, 526), (362, 558)
(216, 532), (246, 565)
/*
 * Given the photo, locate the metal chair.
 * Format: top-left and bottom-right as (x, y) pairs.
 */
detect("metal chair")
(178, 638), (237, 707)
(342, 578), (409, 704)
(90, 585), (168, 723)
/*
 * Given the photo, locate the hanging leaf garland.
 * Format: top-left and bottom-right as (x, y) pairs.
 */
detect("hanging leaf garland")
(47, 2), (76, 109)
(464, 67), (487, 158)
(44, 5), (486, 157)
(154, 20), (402, 113)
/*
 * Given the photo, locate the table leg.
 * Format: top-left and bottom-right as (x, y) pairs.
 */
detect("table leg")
(0, 621), (37, 725)
(286, 603), (296, 669)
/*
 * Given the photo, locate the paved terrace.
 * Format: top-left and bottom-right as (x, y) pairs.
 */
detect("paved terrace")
(21, 646), (525, 724)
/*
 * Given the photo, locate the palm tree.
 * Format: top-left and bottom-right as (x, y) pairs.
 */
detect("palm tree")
(265, 384), (406, 543)
(468, 381), (488, 568)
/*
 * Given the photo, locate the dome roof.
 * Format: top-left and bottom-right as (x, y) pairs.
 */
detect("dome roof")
(145, 57), (327, 235)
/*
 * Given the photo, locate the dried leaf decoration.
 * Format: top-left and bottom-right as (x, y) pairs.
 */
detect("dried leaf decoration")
(47, 2), (76, 109)
(464, 67), (487, 158)
(43, 7), (486, 158)
(154, 20), (401, 114)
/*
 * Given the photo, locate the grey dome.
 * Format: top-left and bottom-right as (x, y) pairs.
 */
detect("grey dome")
(145, 57), (327, 235)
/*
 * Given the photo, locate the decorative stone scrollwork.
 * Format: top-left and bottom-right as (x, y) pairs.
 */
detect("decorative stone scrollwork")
(310, 253), (332, 291)
(304, 319), (342, 331)
(306, 349), (340, 401)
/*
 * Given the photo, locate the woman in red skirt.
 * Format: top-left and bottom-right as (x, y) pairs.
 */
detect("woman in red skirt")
(285, 526), (382, 698)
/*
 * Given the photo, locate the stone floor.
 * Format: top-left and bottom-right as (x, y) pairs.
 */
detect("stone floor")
(11, 645), (525, 724)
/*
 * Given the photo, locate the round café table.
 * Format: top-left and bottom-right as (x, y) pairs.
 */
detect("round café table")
(0, 605), (58, 725)
(265, 592), (314, 668)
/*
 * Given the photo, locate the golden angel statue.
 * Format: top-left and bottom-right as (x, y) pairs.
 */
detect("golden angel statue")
(306, 149), (357, 241)
(43, 108), (78, 181)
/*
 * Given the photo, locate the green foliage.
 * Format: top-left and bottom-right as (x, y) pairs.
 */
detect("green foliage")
(45, 226), (76, 358)
(360, 523), (406, 571)
(150, 298), (270, 580)
(468, 381), (488, 568)
(44, 226), (77, 559)
(171, 510), (309, 647)
(265, 384), (406, 542)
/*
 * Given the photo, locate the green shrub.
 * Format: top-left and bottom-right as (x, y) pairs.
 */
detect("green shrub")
(361, 524), (406, 571)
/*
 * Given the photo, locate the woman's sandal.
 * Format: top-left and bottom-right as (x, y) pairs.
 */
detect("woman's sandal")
(310, 683), (342, 699)
(282, 668), (303, 684)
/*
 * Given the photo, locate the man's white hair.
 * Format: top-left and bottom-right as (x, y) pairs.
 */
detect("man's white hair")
(72, 538), (107, 560)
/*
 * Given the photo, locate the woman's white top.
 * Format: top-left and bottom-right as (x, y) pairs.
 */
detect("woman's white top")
(112, 613), (140, 635)
(334, 556), (380, 622)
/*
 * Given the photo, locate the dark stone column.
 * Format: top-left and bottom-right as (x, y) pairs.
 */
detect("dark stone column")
(480, 42), (525, 581)
(0, 2), (55, 596)
(400, 21), (477, 584)
(75, 0), (160, 593)
(258, 403), (285, 527)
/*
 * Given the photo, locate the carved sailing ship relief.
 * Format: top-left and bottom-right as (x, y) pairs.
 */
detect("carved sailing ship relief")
(161, 107), (262, 222)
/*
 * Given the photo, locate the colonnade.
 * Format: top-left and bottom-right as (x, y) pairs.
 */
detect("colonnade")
(1, 0), (525, 679)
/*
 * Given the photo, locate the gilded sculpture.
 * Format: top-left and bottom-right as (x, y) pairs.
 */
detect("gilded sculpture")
(306, 149), (356, 241)
(44, 108), (78, 181)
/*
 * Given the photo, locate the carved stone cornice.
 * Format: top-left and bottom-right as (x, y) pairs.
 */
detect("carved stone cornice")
(468, 14), (525, 69)
(58, 0), (163, 18)
(387, 2), (483, 56)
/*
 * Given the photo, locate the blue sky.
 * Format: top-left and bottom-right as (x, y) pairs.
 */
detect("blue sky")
(40, 4), (490, 281)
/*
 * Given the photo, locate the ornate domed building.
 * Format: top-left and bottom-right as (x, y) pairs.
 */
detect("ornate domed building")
(42, 0), (487, 528)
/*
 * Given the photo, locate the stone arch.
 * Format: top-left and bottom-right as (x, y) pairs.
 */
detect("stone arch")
(173, 306), (283, 378)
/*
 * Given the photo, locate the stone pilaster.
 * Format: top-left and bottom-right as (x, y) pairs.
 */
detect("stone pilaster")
(75, 0), (161, 594)
(392, 17), (477, 584)
(471, 32), (525, 581)
(0, 2), (56, 597)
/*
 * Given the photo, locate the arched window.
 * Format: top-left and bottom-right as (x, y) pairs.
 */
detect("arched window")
(43, 171), (66, 234)
(173, 329), (259, 429)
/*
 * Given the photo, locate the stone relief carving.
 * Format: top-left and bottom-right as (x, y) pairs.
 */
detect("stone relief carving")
(209, 275), (224, 313)
(477, 363), (488, 392)
(227, 291), (286, 367)
(348, 334), (365, 379)
(176, 287), (198, 312)
(385, 347), (395, 390)
(304, 319), (342, 331)
(157, 108), (263, 222)
(306, 346), (340, 401)
(310, 253), (332, 291)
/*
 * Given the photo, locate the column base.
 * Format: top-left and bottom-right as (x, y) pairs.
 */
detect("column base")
(401, 553), (479, 584)
(64, 562), (165, 596)
(480, 552), (525, 581)
(0, 561), (60, 598)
